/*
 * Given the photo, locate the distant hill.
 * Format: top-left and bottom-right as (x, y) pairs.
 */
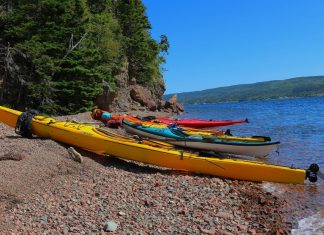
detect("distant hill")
(165, 76), (324, 104)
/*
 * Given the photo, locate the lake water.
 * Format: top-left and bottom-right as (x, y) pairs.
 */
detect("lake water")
(177, 96), (324, 231)
(178, 96), (324, 172)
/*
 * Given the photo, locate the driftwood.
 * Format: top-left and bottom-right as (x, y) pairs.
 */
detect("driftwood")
(67, 147), (83, 163)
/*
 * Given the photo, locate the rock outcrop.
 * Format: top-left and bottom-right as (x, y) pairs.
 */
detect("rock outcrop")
(95, 63), (184, 114)
(164, 94), (184, 114)
(95, 81), (117, 112)
(130, 85), (157, 111)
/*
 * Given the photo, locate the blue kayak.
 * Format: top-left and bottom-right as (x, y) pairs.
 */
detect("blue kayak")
(122, 119), (280, 157)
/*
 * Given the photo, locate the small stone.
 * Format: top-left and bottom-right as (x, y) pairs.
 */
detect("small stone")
(118, 211), (126, 216)
(167, 186), (175, 192)
(216, 211), (233, 219)
(179, 209), (187, 215)
(200, 227), (216, 235)
(237, 224), (248, 231)
(63, 227), (69, 234)
(103, 220), (118, 232)
(40, 215), (48, 224)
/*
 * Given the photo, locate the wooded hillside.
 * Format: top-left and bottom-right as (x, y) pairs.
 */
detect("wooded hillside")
(165, 76), (324, 104)
(0, 0), (169, 114)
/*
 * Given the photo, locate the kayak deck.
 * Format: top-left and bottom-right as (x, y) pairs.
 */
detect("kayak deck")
(122, 119), (280, 157)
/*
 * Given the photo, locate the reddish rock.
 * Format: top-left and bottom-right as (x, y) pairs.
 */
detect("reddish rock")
(258, 197), (267, 206)
(167, 94), (177, 104)
(154, 182), (161, 187)
(237, 224), (248, 231)
(215, 229), (234, 235)
(164, 94), (184, 113)
(176, 102), (184, 112)
(199, 227), (216, 235)
(216, 211), (233, 219)
(130, 85), (157, 111)
(179, 209), (188, 215)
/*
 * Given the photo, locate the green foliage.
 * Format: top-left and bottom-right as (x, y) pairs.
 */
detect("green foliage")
(0, 0), (168, 114)
(165, 77), (324, 104)
(115, 0), (161, 85)
(158, 34), (170, 72)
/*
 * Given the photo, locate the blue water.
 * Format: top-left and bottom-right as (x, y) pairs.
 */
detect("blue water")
(178, 97), (324, 173)
(179, 97), (324, 228)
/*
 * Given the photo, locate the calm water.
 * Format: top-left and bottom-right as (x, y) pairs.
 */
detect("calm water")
(178, 96), (324, 171)
(178, 96), (324, 231)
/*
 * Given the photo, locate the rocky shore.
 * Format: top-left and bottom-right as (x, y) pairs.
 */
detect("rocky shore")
(0, 111), (316, 234)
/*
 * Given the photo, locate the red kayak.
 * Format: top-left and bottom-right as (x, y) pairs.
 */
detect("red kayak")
(91, 109), (248, 128)
(152, 117), (248, 128)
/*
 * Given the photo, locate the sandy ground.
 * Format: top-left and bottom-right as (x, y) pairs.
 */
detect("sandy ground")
(0, 110), (320, 234)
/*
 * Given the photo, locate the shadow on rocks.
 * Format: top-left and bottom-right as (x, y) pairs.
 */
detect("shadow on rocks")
(71, 147), (200, 177)
(5, 135), (45, 140)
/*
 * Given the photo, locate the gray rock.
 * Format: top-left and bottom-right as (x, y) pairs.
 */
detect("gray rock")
(118, 211), (126, 216)
(103, 220), (118, 232)
(40, 215), (48, 224)
(63, 227), (69, 234)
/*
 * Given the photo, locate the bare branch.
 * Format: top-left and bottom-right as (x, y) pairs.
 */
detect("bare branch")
(63, 32), (88, 59)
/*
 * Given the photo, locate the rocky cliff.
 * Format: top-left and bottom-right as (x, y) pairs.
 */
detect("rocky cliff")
(95, 63), (184, 114)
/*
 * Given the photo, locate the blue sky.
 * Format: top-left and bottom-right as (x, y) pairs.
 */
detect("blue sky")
(142, 0), (324, 94)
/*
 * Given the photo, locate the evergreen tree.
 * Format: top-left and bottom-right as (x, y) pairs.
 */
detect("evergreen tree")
(0, 0), (168, 114)
(115, 0), (160, 85)
(1, 0), (123, 114)
(158, 34), (170, 72)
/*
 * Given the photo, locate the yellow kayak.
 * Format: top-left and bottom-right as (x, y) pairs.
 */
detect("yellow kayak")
(0, 106), (318, 184)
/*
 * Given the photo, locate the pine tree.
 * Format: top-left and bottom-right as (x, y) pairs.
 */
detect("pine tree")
(115, 0), (160, 85)
(1, 0), (123, 114)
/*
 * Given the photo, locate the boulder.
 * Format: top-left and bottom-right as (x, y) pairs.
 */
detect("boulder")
(95, 80), (116, 112)
(176, 102), (185, 112)
(130, 85), (157, 111)
(166, 94), (177, 105)
(164, 94), (184, 113)
(95, 63), (182, 113)
(156, 99), (165, 110)
(113, 87), (132, 112)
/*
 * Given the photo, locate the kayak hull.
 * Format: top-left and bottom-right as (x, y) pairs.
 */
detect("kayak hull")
(124, 116), (270, 142)
(0, 106), (305, 184)
(155, 117), (248, 128)
(92, 109), (248, 128)
(123, 121), (279, 157)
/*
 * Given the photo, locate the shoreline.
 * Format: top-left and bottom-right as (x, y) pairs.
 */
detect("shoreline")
(175, 95), (324, 106)
(0, 111), (322, 233)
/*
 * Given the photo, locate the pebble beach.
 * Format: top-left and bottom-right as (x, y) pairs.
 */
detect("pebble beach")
(0, 111), (322, 234)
